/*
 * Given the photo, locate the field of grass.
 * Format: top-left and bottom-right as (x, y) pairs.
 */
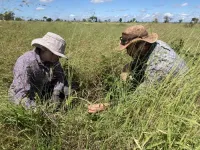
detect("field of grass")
(0, 21), (200, 149)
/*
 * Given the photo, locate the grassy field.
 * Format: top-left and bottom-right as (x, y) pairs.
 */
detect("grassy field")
(0, 21), (200, 149)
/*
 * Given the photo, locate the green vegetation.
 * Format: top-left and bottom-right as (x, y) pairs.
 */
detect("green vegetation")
(0, 21), (200, 149)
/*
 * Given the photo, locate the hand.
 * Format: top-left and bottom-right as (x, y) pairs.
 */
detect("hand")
(120, 72), (129, 81)
(88, 103), (110, 114)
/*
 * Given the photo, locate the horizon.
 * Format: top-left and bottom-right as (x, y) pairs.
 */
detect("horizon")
(0, 0), (199, 22)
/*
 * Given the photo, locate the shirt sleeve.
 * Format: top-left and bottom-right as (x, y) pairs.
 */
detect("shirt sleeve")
(10, 58), (36, 107)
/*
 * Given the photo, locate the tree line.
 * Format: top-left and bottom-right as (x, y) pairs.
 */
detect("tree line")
(0, 11), (199, 24)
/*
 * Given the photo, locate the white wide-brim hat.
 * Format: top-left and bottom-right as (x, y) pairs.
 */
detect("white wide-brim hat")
(31, 32), (67, 58)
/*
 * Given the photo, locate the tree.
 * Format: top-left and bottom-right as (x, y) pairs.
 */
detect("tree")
(15, 17), (23, 21)
(46, 18), (53, 22)
(4, 11), (15, 21)
(191, 18), (199, 24)
(132, 18), (136, 22)
(89, 16), (97, 22)
(55, 18), (62, 21)
(43, 16), (47, 21)
(119, 18), (122, 22)
(179, 19), (183, 23)
(28, 18), (33, 21)
(0, 13), (3, 20)
(163, 16), (172, 23)
(153, 18), (158, 23)
(82, 18), (87, 22)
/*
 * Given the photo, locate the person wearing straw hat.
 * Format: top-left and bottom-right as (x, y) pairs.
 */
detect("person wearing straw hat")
(118, 25), (187, 83)
(87, 25), (187, 114)
(9, 32), (69, 109)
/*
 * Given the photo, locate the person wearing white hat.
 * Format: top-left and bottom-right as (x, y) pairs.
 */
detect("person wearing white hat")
(9, 32), (69, 109)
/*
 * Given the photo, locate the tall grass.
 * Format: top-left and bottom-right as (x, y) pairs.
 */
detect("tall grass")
(0, 21), (200, 149)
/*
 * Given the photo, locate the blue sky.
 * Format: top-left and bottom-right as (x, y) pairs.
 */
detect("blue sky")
(0, 0), (199, 22)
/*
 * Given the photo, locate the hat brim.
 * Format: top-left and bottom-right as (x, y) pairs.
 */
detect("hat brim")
(31, 38), (68, 59)
(118, 33), (158, 51)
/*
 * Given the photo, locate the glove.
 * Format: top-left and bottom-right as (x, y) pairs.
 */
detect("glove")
(88, 103), (110, 114)
(120, 72), (129, 81)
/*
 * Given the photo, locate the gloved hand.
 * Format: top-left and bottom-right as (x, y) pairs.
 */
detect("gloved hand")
(88, 103), (110, 114)
(120, 72), (129, 81)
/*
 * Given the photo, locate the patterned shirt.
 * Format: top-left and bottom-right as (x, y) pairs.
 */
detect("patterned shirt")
(9, 48), (67, 108)
(125, 40), (187, 88)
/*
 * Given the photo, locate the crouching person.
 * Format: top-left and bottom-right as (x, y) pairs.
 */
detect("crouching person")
(8, 32), (69, 110)
(88, 25), (188, 113)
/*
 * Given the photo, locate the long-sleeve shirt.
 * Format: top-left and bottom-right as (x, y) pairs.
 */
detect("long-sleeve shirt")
(123, 40), (188, 89)
(8, 48), (67, 108)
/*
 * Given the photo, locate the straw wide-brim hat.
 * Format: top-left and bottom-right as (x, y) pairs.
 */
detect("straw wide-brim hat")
(31, 32), (67, 58)
(119, 25), (158, 50)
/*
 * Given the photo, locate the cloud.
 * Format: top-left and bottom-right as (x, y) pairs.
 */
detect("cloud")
(164, 13), (173, 17)
(142, 14), (151, 19)
(180, 13), (189, 16)
(40, 0), (53, 3)
(91, 0), (112, 3)
(36, 7), (45, 10)
(69, 14), (75, 17)
(181, 2), (188, 7)
(123, 14), (129, 17)
(140, 9), (147, 13)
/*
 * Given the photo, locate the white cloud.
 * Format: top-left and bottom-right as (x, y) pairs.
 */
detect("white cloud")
(164, 13), (173, 17)
(40, 0), (53, 3)
(180, 13), (189, 16)
(36, 7), (45, 10)
(69, 14), (75, 17)
(142, 14), (151, 19)
(181, 3), (188, 7)
(91, 0), (112, 3)
(123, 14), (129, 17)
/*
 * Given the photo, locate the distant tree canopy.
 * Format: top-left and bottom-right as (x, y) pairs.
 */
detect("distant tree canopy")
(89, 16), (97, 22)
(15, 17), (24, 21)
(119, 18), (122, 22)
(191, 18), (199, 24)
(153, 18), (158, 23)
(2, 11), (15, 20)
(43, 16), (47, 21)
(46, 18), (53, 22)
(82, 18), (87, 22)
(55, 18), (62, 21)
(132, 18), (136, 22)
(163, 16), (172, 23)
(0, 14), (3, 20)
(179, 19), (183, 23)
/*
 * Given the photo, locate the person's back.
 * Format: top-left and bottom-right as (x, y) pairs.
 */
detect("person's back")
(143, 40), (187, 84)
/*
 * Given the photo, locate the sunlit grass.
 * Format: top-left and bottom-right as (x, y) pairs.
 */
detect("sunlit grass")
(0, 21), (200, 149)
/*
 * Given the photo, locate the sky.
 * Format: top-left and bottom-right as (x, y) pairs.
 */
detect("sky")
(0, 0), (199, 22)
